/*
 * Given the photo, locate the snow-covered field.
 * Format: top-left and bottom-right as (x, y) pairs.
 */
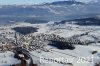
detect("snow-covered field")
(0, 51), (20, 66)
(0, 22), (100, 66)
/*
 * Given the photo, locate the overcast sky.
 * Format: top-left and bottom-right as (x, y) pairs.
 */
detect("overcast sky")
(0, 0), (93, 5)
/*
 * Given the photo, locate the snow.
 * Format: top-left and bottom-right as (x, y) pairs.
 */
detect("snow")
(77, 35), (95, 42)
(31, 22), (100, 66)
(0, 51), (20, 66)
(0, 22), (100, 66)
(30, 45), (98, 66)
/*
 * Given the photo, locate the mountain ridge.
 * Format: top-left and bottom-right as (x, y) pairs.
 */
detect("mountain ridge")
(0, 0), (100, 23)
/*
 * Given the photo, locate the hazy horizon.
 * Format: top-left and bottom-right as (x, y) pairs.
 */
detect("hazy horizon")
(0, 0), (64, 5)
(0, 0), (93, 5)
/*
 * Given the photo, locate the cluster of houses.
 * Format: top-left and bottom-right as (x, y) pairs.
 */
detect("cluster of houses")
(0, 31), (96, 52)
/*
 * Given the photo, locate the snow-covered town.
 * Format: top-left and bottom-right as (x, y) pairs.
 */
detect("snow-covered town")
(0, 21), (100, 66)
(0, 0), (100, 66)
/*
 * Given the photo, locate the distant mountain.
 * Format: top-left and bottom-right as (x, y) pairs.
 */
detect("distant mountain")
(0, 0), (100, 24)
(45, 1), (84, 5)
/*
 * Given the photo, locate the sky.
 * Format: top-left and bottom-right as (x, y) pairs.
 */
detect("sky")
(0, 0), (93, 5)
